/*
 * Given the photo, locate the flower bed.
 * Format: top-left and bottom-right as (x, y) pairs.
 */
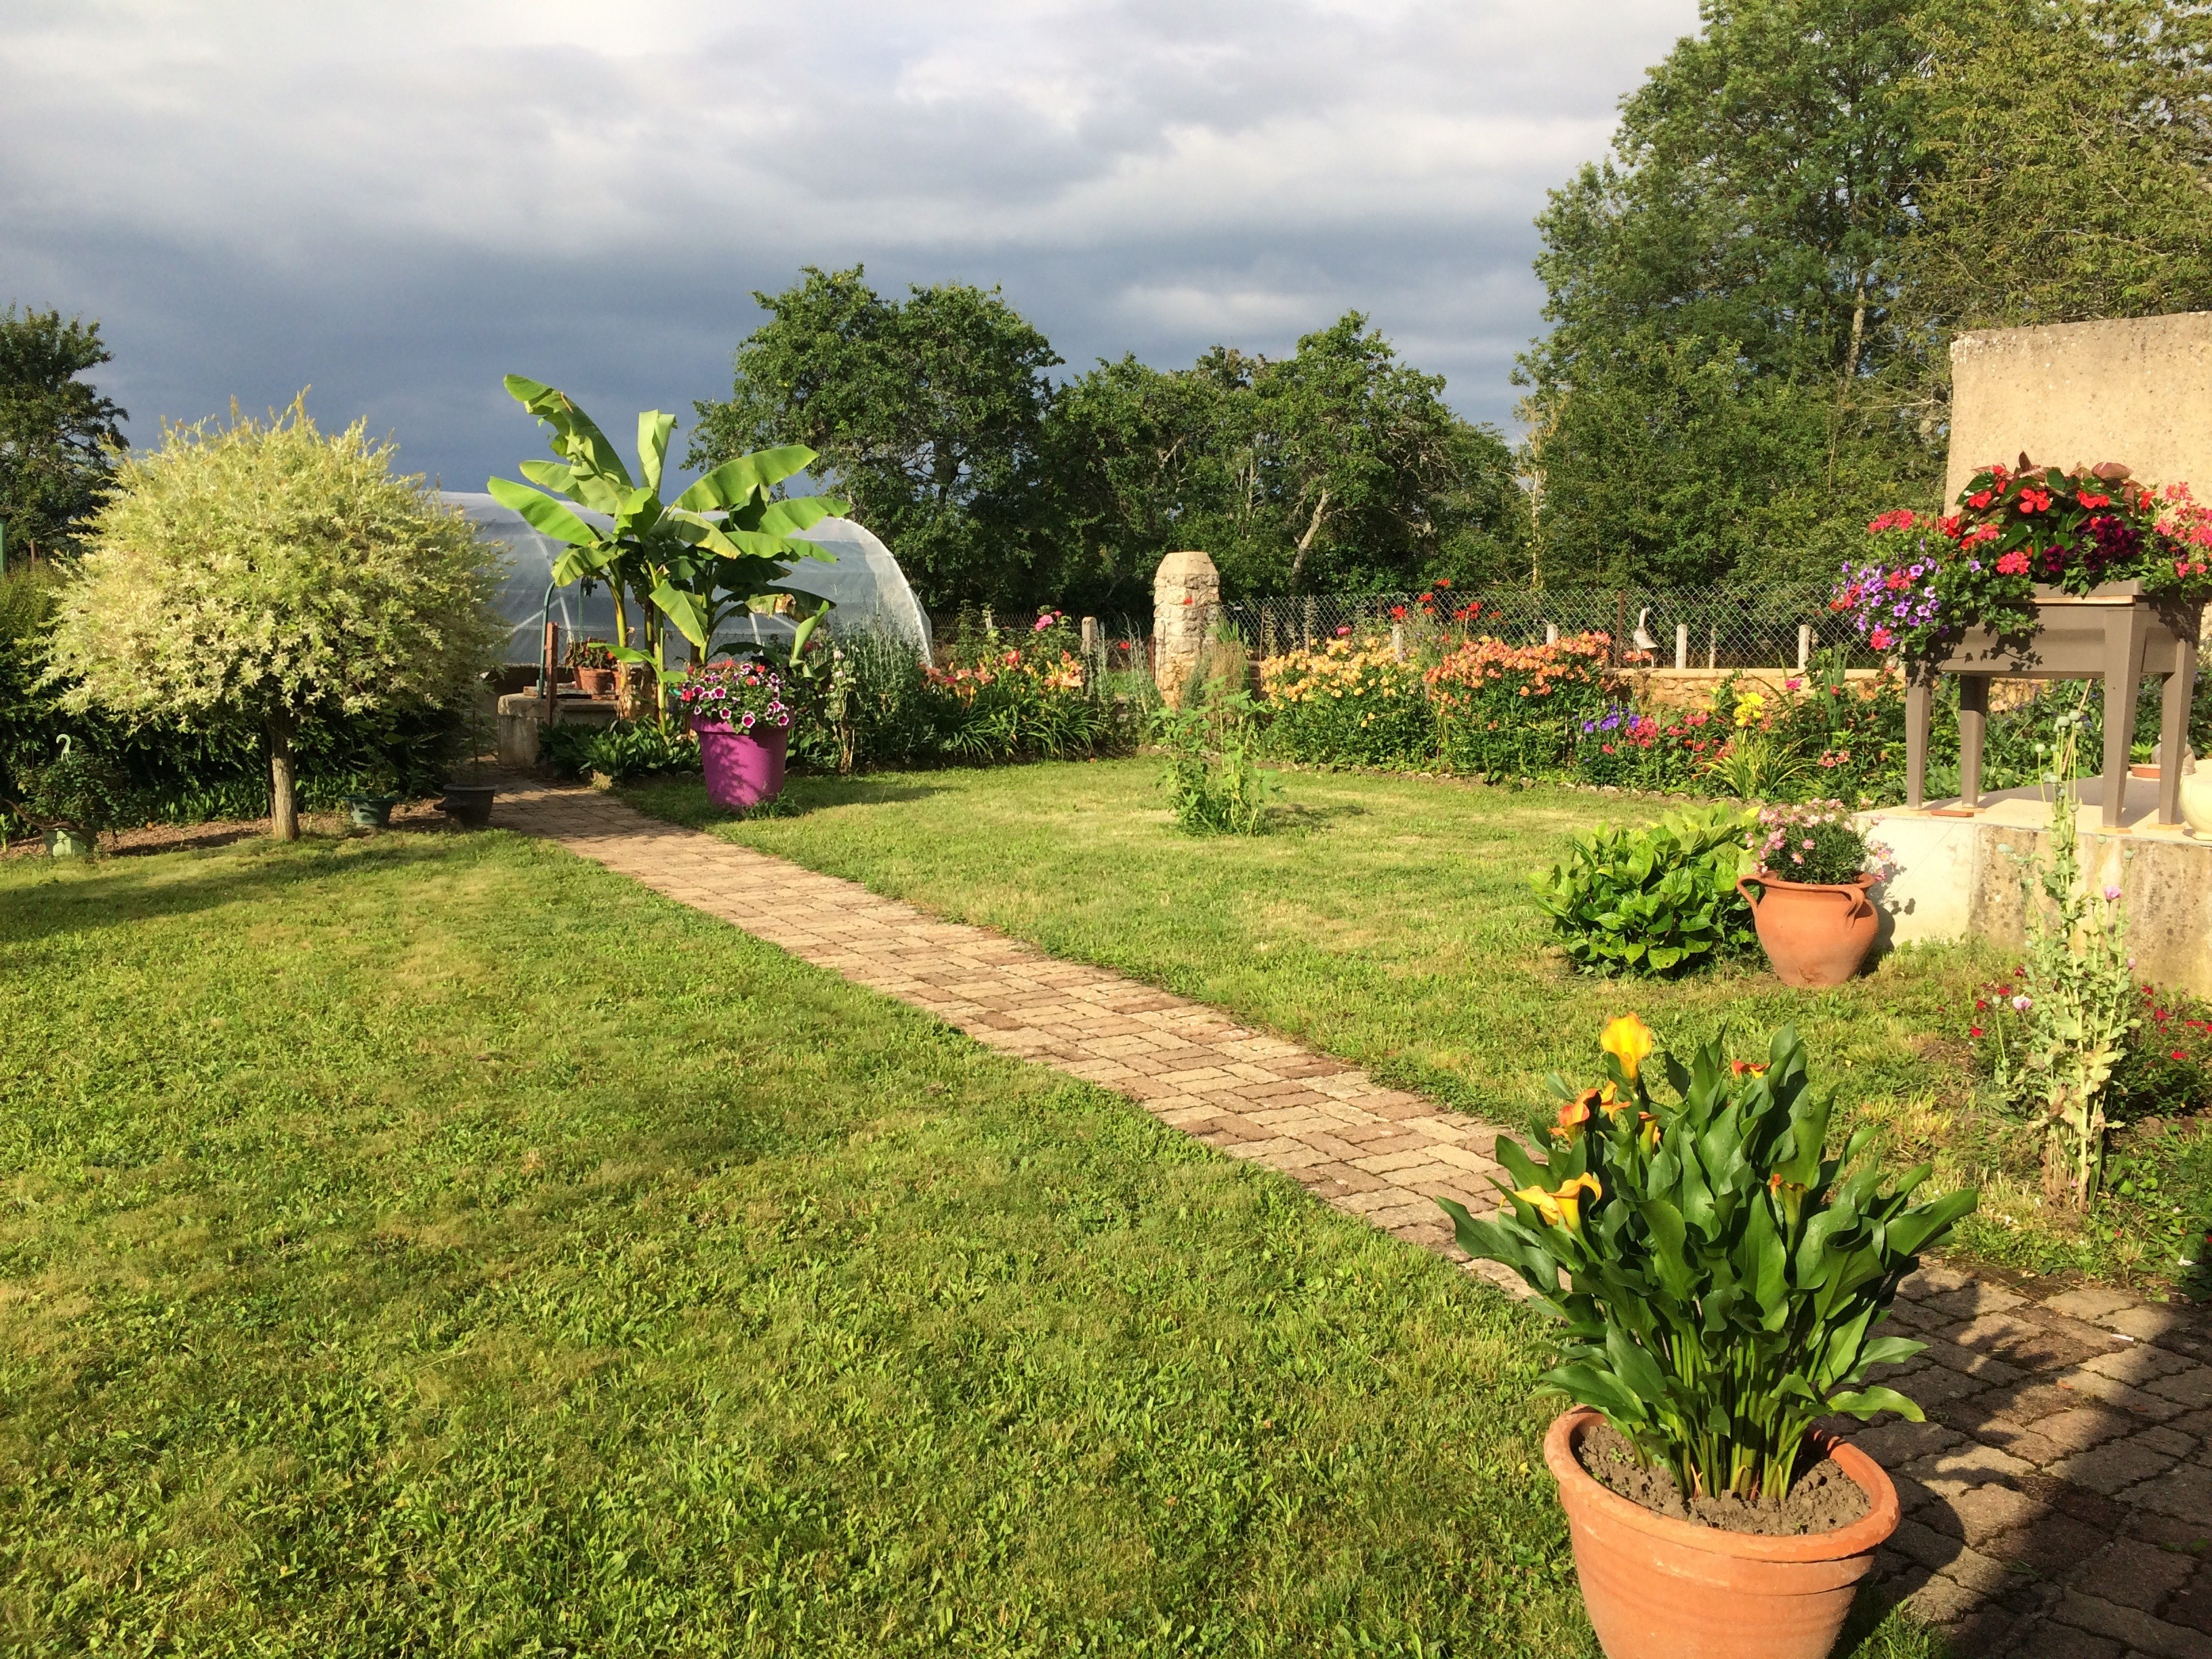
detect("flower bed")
(1256, 634), (1434, 767)
(1834, 462), (2212, 659)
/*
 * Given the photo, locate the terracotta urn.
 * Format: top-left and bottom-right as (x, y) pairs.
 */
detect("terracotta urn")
(1544, 1409), (1900, 1659)
(574, 666), (615, 697)
(1738, 873), (1879, 988)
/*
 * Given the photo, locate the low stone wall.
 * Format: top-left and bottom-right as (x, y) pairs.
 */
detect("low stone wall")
(1860, 778), (2212, 994)
(495, 692), (619, 770)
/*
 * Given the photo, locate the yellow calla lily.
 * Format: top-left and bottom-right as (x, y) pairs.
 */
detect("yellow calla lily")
(1599, 1013), (1656, 1081)
(1512, 1172), (1603, 1231)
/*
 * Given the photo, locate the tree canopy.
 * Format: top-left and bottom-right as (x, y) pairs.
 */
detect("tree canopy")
(0, 306), (127, 562)
(691, 270), (1526, 609)
(1519, 0), (2212, 589)
(49, 399), (505, 840)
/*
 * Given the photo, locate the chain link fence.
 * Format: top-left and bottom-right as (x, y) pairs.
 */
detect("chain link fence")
(1218, 582), (1873, 670)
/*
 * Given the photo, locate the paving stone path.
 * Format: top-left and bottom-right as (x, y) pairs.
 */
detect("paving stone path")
(495, 777), (2212, 1658)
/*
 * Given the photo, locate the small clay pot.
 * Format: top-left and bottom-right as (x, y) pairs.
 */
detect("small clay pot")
(1544, 1408), (1899, 1659)
(575, 667), (614, 697)
(1738, 873), (1879, 988)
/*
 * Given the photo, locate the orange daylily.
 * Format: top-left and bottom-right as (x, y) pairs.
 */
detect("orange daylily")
(1600, 1014), (1655, 1081)
(1512, 1172), (1602, 1231)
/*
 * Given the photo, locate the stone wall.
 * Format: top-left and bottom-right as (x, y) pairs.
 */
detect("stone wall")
(1948, 313), (2212, 501)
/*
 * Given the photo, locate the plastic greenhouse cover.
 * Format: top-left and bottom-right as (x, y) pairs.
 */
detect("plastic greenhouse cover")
(443, 493), (933, 663)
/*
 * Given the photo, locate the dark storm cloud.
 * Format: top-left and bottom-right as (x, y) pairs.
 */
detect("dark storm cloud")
(0, 0), (1698, 492)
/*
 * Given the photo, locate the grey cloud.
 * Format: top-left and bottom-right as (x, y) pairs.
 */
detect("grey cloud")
(0, 0), (1697, 495)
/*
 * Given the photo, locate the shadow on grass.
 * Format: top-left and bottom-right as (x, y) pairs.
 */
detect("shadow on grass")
(622, 773), (943, 830)
(0, 832), (476, 948)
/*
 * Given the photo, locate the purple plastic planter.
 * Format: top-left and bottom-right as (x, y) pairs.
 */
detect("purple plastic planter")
(693, 720), (788, 811)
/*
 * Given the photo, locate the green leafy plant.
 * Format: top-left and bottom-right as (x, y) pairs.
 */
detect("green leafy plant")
(1531, 808), (1755, 977)
(10, 735), (131, 838)
(487, 375), (845, 724)
(542, 718), (699, 784)
(1155, 691), (1273, 835)
(2009, 703), (2139, 1207)
(1442, 1015), (1978, 1506)
(562, 637), (616, 672)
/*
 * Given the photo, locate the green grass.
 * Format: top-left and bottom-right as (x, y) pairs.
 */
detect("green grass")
(628, 760), (2209, 1293)
(1, 831), (1617, 1655)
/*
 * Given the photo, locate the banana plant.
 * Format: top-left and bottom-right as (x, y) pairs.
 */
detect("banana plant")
(486, 375), (846, 710)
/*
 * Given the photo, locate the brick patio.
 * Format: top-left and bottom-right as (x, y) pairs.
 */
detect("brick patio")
(494, 777), (2212, 1657)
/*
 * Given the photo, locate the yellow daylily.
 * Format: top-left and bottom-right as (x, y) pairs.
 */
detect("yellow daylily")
(1512, 1172), (1603, 1231)
(1599, 1013), (1656, 1081)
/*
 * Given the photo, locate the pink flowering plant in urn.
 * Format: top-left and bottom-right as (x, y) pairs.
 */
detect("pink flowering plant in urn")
(1745, 801), (1893, 886)
(673, 657), (793, 735)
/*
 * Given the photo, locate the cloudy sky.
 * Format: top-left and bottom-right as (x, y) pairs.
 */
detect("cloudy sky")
(2, 0), (1700, 493)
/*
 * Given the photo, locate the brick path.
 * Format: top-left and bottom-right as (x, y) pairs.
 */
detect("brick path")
(493, 777), (2212, 1658)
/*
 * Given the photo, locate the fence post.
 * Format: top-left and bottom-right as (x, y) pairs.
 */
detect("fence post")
(1707, 628), (1717, 670)
(1613, 592), (1626, 665)
(1545, 622), (1559, 645)
(1796, 623), (1812, 672)
(1675, 623), (1689, 671)
(1302, 596), (1317, 647)
(1391, 623), (1406, 661)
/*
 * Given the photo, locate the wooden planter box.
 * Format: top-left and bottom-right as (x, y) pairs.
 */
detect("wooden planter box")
(1904, 582), (2202, 828)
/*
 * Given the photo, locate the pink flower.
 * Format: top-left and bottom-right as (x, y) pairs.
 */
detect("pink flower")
(2103, 884), (2122, 901)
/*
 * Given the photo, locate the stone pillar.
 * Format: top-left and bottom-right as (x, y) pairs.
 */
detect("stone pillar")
(1152, 549), (1219, 705)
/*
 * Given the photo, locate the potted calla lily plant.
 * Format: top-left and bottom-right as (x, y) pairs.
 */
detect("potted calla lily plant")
(1442, 1015), (1977, 1659)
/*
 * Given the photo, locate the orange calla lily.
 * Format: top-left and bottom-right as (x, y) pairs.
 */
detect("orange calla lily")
(1600, 1014), (1655, 1081)
(1555, 1088), (1601, 1134)
(1511, 1172), (1602, 1230)
(1730, 1059), (1769, 1078)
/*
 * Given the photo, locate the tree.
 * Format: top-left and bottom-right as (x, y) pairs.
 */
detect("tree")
(0, 306), (127, 562)
(1517, 0), (1940, 588)
(689, 267), (1061, 609)
(48, 398), (505, 840)
(1050, 317), (1528, 598)
(1904, 0), (2212, 350)
(490, 375), (840, 723)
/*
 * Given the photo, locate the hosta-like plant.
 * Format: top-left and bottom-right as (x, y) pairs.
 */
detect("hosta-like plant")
(1531, 809), (1755, 977)
(1442, 1017), (1978, 1505)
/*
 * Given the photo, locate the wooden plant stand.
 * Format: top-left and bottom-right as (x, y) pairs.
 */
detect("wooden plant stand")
(1904, 583), (2201, 829)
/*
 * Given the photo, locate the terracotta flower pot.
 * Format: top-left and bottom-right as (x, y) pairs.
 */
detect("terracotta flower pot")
(1544, 1409), (1899, 1659)
(1738, 873), (1879, 988)
(575, 666), (614, 697)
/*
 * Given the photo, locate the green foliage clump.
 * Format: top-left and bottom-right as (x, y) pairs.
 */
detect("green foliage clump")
(1531, 808), (1755, 977)
(1156, 693), (1274, 835)
(1, 565), (463, 834)
(542, 718), (699, 784)
(1444, 1019), (1978, 1505)
(48, 398), (505, 838)
(11, 737), (129, 836)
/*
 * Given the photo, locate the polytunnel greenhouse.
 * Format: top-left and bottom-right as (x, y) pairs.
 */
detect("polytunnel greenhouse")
(443, 493), (933, 663)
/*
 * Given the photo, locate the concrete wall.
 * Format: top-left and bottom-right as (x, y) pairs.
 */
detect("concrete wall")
(1948, 313), (2212, 501)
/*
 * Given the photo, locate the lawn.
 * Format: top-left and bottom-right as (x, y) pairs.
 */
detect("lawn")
(0, 830), (1621, 1656)
(628, 760), (2211, 1294)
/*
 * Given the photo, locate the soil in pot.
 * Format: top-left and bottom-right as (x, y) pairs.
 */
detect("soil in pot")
(1576, 1420), (1867, 1536)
